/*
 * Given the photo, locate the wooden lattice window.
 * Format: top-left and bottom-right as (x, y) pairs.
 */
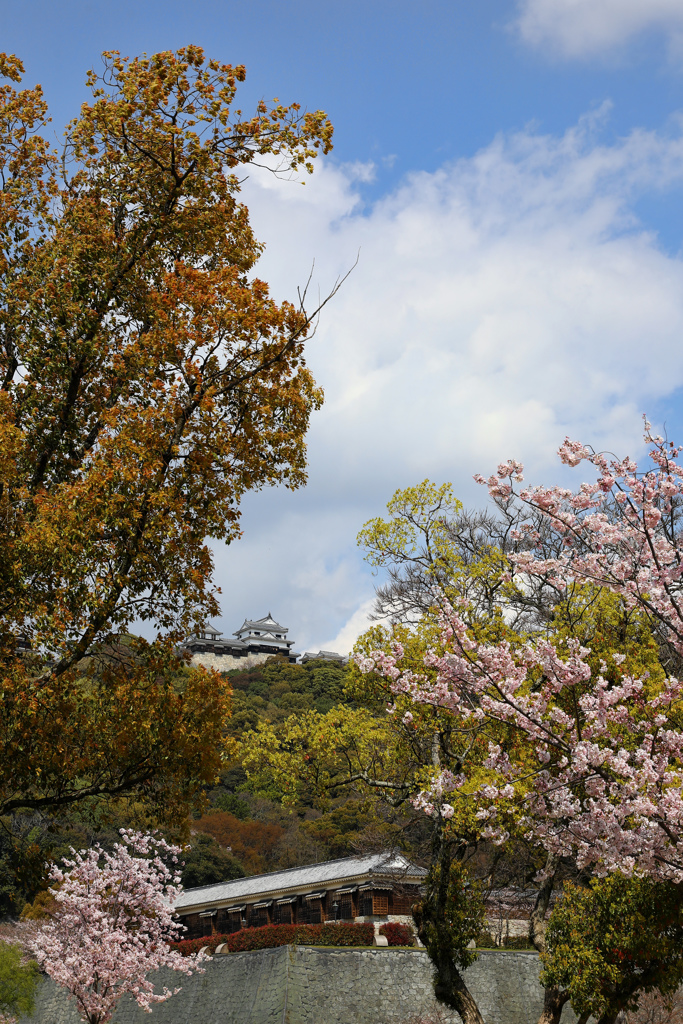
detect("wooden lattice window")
(358, 893), (373, 917)
(338, 896), (353, 920)
(179, 914), (202, 940)
(392, 893), (413, 914)
(274, 903), (292, 925)
(372, 894), (388, 916)
(300, 899), (322, 924)
(249, 907), (268, 928)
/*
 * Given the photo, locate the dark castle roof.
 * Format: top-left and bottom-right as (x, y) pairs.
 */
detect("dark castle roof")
(235, 613), (289, 636)
(185, 613), (297, 662)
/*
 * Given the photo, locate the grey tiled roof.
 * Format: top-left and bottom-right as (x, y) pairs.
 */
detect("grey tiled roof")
(174, 853), (426, 913)
(235, 612), (289, 635)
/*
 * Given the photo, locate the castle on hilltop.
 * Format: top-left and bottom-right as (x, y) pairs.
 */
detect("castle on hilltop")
(185, 613), (347, 672)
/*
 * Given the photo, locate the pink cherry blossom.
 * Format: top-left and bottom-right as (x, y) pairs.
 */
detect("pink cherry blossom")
(29, 831), (205, 1024)
(360, 422), (683, 883)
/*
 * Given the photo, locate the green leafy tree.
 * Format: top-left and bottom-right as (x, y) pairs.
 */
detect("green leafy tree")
(0, 941), (39, 1021)
(213, 793), (251, 819)
(224, 656), (350, 738)
(542, 876), (683, 1024)
(244, 480), (683, 1024)
(413, 856), (485, 1021)
(180, 833), (245, 889)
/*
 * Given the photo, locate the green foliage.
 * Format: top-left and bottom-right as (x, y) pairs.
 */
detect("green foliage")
(357, 480), (462, 574)
(541, 875), (683, 1020)
(181, 833), (245, 889)
(213, 793), (250, 819)
(417, 858), (484, 973)
(300, 800), (386, 857)
(241, 705), (401, 810)
(0, 942), (39, 1019)
(225, 657), (351, 740)
(355, 479), (529, 636)
(551, 586), (666, 692)
(0, 825), (42, 918)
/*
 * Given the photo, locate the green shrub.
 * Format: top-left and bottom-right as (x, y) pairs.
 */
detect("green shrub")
(475, 931), (497, 948)
(502, 935), (534, 949)
(0, 942), (39, 1019)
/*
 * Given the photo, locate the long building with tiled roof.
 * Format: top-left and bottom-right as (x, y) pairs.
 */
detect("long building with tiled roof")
(174, 853), (426, 939)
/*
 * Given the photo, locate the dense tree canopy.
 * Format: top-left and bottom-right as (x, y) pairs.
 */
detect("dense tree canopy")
(247, 465), (683, 1024)
(0, 47), (333, 822)
(542, 874), (683, 1024)
(349, 429), (683, 1024)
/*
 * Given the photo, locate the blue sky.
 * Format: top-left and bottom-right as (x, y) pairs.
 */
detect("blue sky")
(6, 0), (683, 652)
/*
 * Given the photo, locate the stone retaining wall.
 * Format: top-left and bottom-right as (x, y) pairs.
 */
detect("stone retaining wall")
(189, 651), (272, 672)
(24, 945), (577, 1024)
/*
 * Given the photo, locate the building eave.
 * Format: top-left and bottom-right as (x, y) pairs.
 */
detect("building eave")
(175, 868), (426, 917)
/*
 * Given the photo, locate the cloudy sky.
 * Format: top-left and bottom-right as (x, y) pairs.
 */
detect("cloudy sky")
(7, 0), (683, 653)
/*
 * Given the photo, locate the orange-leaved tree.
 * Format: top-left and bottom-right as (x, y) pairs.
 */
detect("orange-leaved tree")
(0, 47), (333, 820)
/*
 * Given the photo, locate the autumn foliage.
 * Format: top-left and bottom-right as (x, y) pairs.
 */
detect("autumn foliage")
(0, 47), (332, 821)
(191, 811), (287, 875)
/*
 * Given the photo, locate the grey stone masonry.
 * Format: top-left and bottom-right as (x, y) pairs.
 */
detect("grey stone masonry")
(23, 945), (578, 1024)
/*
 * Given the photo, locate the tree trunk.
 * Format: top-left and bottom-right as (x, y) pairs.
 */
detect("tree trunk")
(537, 986), (570, 1024)
(530, 852), (570, 1024)
(431, 957), (486, 1024)
(529, 852), (560, 952)
(414, 824), (487, 1024)
(414, 898), (486, 1024)
(596, 1013), (619, 1024)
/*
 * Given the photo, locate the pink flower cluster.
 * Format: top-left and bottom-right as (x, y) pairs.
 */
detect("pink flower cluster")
(29, 830), (204, 1024)
(359, 424), (683, 882)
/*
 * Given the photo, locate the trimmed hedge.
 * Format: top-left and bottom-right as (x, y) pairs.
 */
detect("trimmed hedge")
(172, 922), (376, 956)
(379, 922), (415, 946)
(502, 935), (534, 950)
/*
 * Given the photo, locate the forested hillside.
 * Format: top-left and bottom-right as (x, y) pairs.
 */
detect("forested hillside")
(185, 655), (428, 886)
(11, 654), (425, 916)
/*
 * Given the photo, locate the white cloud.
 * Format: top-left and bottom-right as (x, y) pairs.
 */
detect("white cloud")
(210, 112), (683, 652)
(514, 0), (683, 58)
(315, 598), (378, 657)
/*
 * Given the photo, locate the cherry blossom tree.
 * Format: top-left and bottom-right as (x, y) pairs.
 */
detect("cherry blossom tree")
(358, 421), (683, 884)
(28, 830), (204, 1024)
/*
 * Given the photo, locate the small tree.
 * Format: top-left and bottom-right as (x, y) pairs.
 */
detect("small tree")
(29, 830), (203, 1024)
(541, 875), (683, 1024)
(0, 936), (39, 1024)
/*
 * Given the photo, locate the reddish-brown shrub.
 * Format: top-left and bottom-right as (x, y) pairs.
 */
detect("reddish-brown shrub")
(379, 922), (415, 946)
(171, 921), (375, 956)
